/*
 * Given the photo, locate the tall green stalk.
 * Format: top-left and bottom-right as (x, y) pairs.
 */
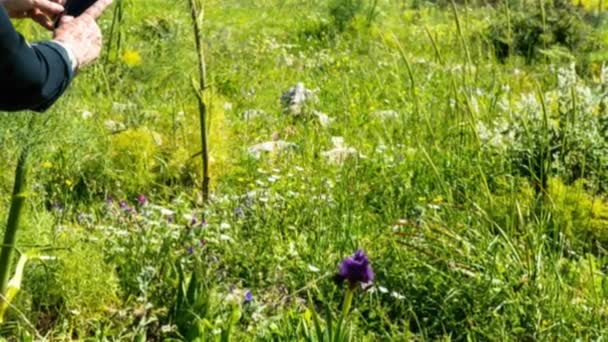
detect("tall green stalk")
(0, 147), (29, 294)
(188, 0), (210, 203)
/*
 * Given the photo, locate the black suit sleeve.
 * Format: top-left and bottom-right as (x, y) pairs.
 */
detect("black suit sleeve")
(0, 7), (74, 112)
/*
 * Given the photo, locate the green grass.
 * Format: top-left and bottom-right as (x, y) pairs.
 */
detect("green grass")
(1, 0), (608, 340)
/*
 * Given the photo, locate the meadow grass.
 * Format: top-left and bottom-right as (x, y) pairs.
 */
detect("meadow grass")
(0, 0), (608, 340)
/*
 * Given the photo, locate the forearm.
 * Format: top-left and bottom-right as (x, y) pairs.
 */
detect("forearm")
(0, 6), (74, 112)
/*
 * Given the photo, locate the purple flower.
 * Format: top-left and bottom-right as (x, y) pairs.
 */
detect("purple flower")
(137, 194), (147, 205)
(51, 202), (64, 213)
(244, 291), (253, 303)
(234, 207), (245, 219)
(119, 200), (134, 214)
(187, 246), (194, 254)
(337, 249), (374, 287)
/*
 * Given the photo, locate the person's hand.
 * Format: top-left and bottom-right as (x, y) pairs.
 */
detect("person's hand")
(53, 0), (113, 69)
(1, 0), (65, 30)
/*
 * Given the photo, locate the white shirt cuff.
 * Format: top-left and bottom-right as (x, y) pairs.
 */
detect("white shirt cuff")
(51, 40), (78, 72)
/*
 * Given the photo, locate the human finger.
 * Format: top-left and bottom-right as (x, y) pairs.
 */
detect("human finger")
(60, 15), (75, 24)
(33, 0), (65, 15)
(30, 10), (54, 30)
(83, 0), (113, 20)
(10, 11), (29, 18)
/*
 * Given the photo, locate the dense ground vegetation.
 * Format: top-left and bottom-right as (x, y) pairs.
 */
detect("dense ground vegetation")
(2, 0), (608, 340)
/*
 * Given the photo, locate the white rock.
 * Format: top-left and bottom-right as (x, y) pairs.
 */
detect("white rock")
(281, 82), (318, 115)
(314, 111), (334, 127)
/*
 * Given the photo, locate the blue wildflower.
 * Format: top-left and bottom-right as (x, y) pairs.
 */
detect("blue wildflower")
(244, 291), (253, 303)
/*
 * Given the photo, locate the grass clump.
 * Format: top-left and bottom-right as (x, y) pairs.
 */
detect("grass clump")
(487, 0), (599, 63)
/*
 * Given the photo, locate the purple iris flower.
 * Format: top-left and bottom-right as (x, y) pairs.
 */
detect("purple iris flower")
(338, 249), (374, 287)
(244, 291), (253, 303)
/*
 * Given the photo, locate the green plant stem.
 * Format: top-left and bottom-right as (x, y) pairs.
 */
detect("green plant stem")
(340, 287), (354, 325)
(0, 148), (29, 295)
(188, 0), (210, 203)
(334, 286), (355, 341)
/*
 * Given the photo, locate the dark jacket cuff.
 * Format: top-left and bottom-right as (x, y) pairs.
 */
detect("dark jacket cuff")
(29, 41), (74, 112)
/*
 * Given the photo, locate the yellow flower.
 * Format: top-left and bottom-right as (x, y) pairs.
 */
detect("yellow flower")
(121, 50), (142, 67)
(65, 180), (73, 187)
(42, 161), (53, 169)
(432, 196), (445, 204)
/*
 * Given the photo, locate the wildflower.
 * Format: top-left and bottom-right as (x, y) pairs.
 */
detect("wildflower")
(322, 137), (359, 164)
(371, 110), (399, 120)
(137, 194), (147, 205)
(337, 249), (374, 288)
(42, 161), (53, 169)
(391, 291), (405, 300)
(51, 202), (64, 213)
(308, 265), (320, 273)
(121, 49), (142, 67)
(243, 109), (267, 120)
(119, 201), (128, 209)
(244, 291), (253, 303)
(187, 246), (194, 255)
(119, 201), (134, 213)
(248, 141), (297, 159)
(234, 207), (245, 219)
